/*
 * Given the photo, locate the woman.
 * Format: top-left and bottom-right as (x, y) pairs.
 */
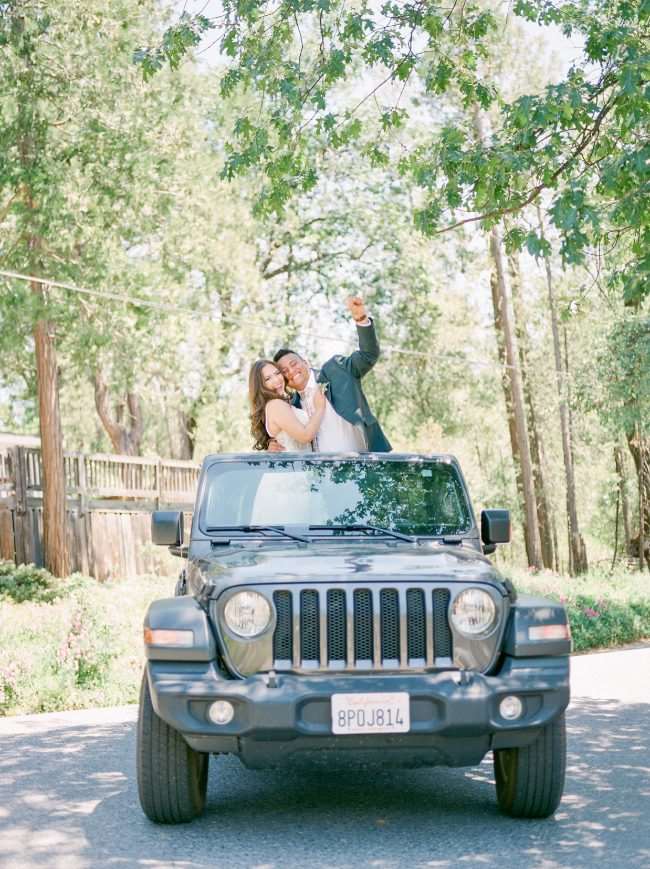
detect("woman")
(249, 359), (325, 451)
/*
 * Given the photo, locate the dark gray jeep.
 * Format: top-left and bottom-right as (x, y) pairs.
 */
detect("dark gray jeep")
(137, 452), (570, 824)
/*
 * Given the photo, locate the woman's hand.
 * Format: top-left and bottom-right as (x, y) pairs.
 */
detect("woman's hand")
(313, 388), (326, 412)
(266, 396), (324, 445)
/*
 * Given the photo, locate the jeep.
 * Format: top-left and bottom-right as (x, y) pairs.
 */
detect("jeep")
(137, 452), (570, 823)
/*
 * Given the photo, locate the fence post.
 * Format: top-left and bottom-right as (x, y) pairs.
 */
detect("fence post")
(154, 458), (162, 509)
(0, 449), (17, 561)
(12, 446), (28, 564)
(77, 452), (87, 515)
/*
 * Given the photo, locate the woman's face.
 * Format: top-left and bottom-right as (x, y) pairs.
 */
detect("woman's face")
(261, 363), (285, 396)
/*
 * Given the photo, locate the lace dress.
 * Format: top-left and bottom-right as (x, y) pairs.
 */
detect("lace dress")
(266, 406), (313, 452)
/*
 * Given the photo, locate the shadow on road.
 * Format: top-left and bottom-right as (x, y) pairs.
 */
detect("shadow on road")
(0, 697), (648, 868)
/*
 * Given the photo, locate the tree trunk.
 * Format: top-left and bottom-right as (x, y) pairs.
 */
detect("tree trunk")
(473, 109), (542, 568)
(614, 445), (632, 556)
(488, 230), (543, 567)
(563, 325), (588, 573)
(526, 398), (556, 569)
(490, 271), (528, 548)
(15, 12), (69, 577)
(179, 409), (197, 460)
(537, 207), (588, 574)
(171, 408), (196, 460)
(626, 426), (650, 571)
(94, 369), (144, 455)
(33, 312), (70, 577)
(509, 254), (556, 570)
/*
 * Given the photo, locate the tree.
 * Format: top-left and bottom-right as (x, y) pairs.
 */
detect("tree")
(142, 0), (649, 304)
(487, 222), (543, 568)
(537, 208), (588, 573)
(0, 0), (224, 569)
(136, 0), (649, 571)
(471, 102), (542, 568)
(1, 3), (79, 575)
(600, 318), (650, 569)
(93, 369), (144, 456)
(508, 252), (558, 570)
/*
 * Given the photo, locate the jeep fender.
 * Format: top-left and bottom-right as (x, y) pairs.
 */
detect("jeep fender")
(503, 594), (572, 657)
(144, 597), (215, 661)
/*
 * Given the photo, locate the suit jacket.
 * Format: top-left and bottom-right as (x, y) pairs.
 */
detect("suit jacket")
(291, 320), (391, 452)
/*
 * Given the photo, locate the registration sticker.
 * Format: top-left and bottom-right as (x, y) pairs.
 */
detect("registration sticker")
(331, 692), (410, 735)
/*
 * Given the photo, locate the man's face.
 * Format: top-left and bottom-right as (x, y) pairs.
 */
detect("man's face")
(276, 352), (310, 391)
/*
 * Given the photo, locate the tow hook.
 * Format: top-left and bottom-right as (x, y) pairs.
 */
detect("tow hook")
(458, 669), (473, 686)
(265, 670), (279, 689)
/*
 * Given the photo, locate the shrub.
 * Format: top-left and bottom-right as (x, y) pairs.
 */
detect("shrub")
(566, 595), (650, 652)
(1, 565), (647, 716)
(0, 560), (64, 603)
(0, 560), (89, 604)
(0, 662), (20, 710)
(55, 600), (116, 688)
(0, 572), (175, 715)
(508, 567), (650, 652)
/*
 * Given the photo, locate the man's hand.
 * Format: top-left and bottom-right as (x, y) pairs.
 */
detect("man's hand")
(267, 438), (285, 452)
(346, 296), (370, 325)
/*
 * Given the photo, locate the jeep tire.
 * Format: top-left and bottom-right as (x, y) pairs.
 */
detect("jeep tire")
(494, 713), (566, 818)
(137, 672), (209, 823)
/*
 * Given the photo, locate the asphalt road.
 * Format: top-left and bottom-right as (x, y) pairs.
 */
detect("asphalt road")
(1, 647), (649, 869)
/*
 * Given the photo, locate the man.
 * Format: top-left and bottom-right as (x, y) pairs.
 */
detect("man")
(272, 296), (391, 452)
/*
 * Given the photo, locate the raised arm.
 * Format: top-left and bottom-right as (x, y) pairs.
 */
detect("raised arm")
(342, 296), (380, 378)
(266, 394), (325, 445)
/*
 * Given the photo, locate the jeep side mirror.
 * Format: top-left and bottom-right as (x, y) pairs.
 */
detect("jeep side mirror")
(481, 509), (510, 551)
(152, 511), (184, 547)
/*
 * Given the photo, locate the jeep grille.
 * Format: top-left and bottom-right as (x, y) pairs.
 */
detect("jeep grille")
(271, 585), (452, 672)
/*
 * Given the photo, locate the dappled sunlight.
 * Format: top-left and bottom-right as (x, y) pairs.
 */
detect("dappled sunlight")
(0, 693), (647, 868)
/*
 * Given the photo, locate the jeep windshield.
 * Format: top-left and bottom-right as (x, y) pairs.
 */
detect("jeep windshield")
(200, 458), (473, 538)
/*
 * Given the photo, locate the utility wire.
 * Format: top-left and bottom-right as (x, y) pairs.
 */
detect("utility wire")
(0, 267), (558, 375)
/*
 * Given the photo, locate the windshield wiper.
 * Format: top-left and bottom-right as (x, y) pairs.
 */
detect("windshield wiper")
(206, 525), (309, 543)
(309, 523), (416, 543)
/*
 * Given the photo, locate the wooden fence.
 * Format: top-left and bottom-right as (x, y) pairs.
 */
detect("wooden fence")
(0, 442), (199, 580)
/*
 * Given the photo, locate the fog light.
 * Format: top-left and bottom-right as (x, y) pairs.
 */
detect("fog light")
(208, 700), (234, 725)
(499, 695), (523, 720)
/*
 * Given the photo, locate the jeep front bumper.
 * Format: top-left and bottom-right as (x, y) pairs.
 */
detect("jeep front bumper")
(145, 655), (569, 769)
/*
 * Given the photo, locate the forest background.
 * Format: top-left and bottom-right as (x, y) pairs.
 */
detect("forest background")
(1, 0), (649, 581)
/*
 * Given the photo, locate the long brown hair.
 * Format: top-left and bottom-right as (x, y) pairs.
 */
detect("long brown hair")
(249, 360), (288, 450)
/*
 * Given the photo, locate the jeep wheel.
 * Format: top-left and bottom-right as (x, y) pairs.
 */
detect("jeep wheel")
(137, 672), (209, 823)
(493, 713), (566, 818)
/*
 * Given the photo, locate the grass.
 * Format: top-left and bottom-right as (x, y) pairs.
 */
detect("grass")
(1, 561), (649, 715)
(0, 565), (175, 716)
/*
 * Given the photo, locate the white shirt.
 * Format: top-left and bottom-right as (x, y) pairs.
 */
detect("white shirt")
(300, 371), (367, 452)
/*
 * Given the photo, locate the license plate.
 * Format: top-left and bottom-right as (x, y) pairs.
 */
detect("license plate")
(331, 692), (410, 735)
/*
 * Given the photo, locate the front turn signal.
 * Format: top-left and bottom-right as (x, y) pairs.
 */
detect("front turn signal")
(144, 628), (194, 647)
(528, 624), (571, 641)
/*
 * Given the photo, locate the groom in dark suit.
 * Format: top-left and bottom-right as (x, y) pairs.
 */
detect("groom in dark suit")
(272, 297), (391, 452)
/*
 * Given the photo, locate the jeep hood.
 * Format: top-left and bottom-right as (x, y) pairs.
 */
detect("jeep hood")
(189, 541), (505, 593)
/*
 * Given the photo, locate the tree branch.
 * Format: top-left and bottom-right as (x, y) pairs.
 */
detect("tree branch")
(93, 369), (123, 451)
(261, 243), (374, 280)
(0, 192), (18, 225)
(126, 391), (144, 444)
(437, 93), (620, 235)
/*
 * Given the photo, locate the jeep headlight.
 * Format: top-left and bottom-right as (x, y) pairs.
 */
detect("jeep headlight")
(451, 588), (497, 636)
(223, 591), (272, 638)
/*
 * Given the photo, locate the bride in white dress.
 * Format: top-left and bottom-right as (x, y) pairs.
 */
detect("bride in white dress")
(249, 359), (325, 451)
